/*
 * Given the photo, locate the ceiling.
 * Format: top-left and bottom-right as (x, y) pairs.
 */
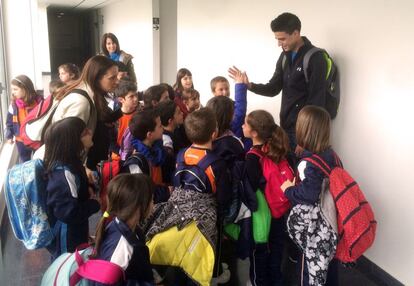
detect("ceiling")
(37, 0), (121, 9)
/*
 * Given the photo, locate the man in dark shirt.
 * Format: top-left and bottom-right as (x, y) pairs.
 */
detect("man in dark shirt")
(230, 12), (327, 152)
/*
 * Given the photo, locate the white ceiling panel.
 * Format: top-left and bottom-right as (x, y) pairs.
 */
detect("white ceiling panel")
(38, 0), (121, 9)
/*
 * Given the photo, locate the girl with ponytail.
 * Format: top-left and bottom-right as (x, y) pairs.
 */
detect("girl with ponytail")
(91, 173), (155, 285)
(242, 109), (291, 285)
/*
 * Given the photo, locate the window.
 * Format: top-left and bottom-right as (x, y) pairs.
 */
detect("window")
(0, 3), (8, 144)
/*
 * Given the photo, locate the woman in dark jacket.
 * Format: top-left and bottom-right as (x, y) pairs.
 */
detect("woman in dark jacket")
(101, 33), (137, 83)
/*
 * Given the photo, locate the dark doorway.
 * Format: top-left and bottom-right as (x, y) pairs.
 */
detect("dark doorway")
(47, 7), (98, 79)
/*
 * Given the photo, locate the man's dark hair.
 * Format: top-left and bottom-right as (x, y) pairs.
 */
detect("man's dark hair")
(129, 108), (159, 141)
(270, 12), (301, 34)
(184, 108), (216, 145)
(114, 80), (137, 98)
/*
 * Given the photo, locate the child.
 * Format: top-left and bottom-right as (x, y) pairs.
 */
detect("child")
(181, 88), (201, 113)
(181, 108), (231, 209)
(227, 67), (253, 151)
(242, 110), (290, 286)
(210, 76), (230, 97)
(157, 99), (184, 185)
(157, 99), (184, 155)
(91, 173), (155, 285)
(207, 96), (245, 165)
(145, 108), (231, 285)
(58, 63), (80, 84)
(281, 105), (338, 286)
(206, 95), (245, 285)
(114, 80), (139, 149)
(49, 79), (65, 96)
(161, 82), (175, 100)
(43, 117), (100, 260)
(5, 75), (42, 162)
(143, 84), (169, 109)
(122, 108), (170, 203)
(173, 68), (194, 117)
(181, 108), (232, 283)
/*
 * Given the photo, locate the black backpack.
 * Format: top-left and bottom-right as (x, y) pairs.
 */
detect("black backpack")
(173, 150), (220, 193)
(283, 47), (340, 119)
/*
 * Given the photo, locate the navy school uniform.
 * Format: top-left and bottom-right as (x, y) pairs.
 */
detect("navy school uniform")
(212, 130), (245, 168)
(212, 132), (245, 285)
(246, 145), (285, 286)
(120, 152), (170, 204)
(46, 162), (100, 259)
(90, 218), (154, 286)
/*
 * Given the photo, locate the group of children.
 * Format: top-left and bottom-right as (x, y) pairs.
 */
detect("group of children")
(6, 63), (339, 286)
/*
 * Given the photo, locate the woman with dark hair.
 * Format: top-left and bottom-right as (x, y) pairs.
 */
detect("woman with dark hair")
(5, 75), (42, 161)
(44, 117), (100, 260)
(101, 32), (137, 83)
(35, 55), (122, 172)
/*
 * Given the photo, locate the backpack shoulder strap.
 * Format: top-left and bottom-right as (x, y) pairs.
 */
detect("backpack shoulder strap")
(176, 149), (186, 165)
(71, 88), (94, 111)
(247, 148), (264, 159)
(303, 154), (331, 177)
(332, 151), (343, 168)
(197, 152), (220, 171)
(126, 153), (150, 175)
(72, 250), (125, 284)
(303, 47), (324, 83)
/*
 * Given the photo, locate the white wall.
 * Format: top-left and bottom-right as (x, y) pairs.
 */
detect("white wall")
(152, 0), (160, 83)
(99, 0), (153, 90)
(178, 0), (414, 284)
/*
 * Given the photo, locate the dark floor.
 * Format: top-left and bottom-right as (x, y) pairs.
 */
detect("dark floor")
(0, 215), (384, 286)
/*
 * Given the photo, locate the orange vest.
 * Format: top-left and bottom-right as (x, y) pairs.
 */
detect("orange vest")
(15, 102), (37, 142)
(116, 112), (134, 146)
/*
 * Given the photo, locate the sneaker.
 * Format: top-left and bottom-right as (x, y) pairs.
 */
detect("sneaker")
(211, 263), (231, 285)
(152, 269), (164, 284)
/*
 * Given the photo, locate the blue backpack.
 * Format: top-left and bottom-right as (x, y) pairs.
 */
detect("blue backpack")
(4, 159), (54, 249)
(173, 150), (220, 193)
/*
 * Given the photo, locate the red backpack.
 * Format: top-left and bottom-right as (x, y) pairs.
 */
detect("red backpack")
(20, 89), (93, 150)
(248, 149), (293, 218)
(20, 95), (58, 150)
(97, 158), (121, 212)
(304, 153), (377, 263)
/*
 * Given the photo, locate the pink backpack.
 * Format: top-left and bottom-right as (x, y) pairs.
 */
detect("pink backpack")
(248, 149), (293, 218)
(41, 246), (125, 286)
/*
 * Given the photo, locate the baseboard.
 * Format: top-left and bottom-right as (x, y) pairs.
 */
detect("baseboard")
(356, 256), (405, 286)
